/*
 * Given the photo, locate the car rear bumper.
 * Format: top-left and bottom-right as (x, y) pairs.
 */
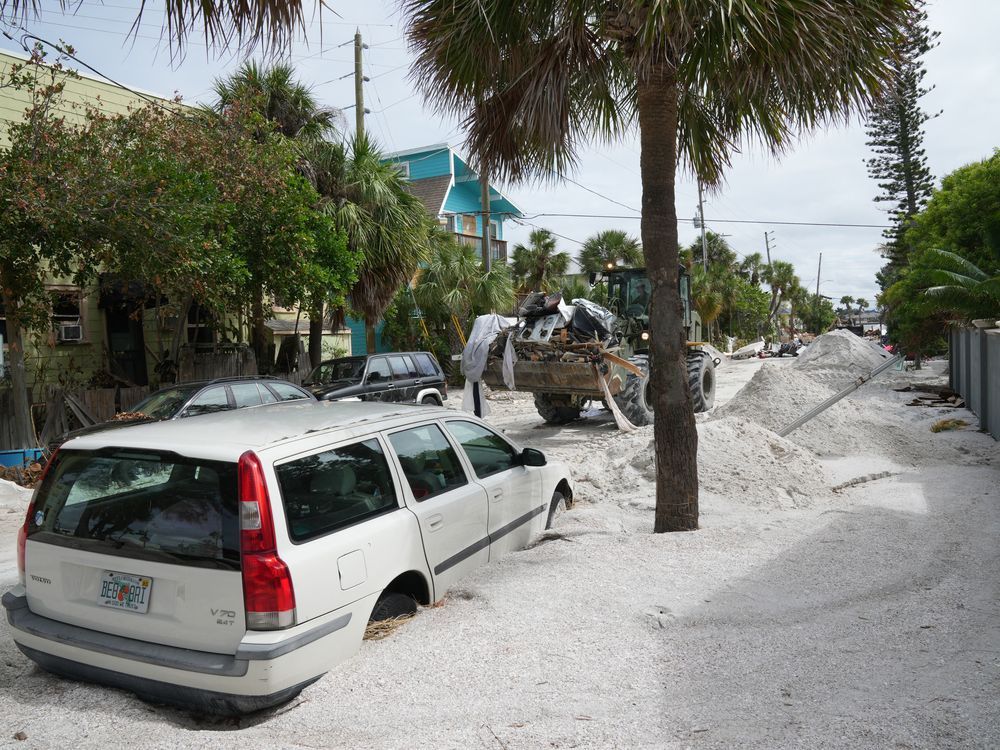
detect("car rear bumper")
(3, 589), (370, 715)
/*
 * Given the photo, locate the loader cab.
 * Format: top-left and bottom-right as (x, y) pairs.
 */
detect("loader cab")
(598, 266), (701, 344)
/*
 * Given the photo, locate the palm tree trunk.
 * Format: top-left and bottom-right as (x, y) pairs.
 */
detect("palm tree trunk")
(0, 283), (35, 448)
(637, 64), (699, 533)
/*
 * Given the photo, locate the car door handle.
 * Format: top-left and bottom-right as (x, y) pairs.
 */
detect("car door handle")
(426, 513), (444, 530)
(491, 489), (504, 502)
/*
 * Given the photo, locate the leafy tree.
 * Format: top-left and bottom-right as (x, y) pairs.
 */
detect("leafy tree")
(578, 229), (643, 273)
(867, 1), (939, 290)
(510, 229), (570, 293)
(785, 283), (811, 334)
(686, 231), (738, 271)
(404, 0), (909, 531)
(906, 150), (1000, 273)
(855, 297), (871, 313)
(801, 293), (837, 334)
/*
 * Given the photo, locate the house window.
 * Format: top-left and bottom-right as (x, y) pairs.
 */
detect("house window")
(50, 288), (85, 344)
(440, 215), (456, 233)
(461, 215), (478, 235)
(393, 161), (410, 179)
(187, 302), (216, 344)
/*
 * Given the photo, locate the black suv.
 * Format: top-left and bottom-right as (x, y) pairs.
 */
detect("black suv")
(304, 352), (448, 405)
(54, 377), (314, 447)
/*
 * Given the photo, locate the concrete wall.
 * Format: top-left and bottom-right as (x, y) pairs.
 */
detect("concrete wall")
(950, 327), (999, 440)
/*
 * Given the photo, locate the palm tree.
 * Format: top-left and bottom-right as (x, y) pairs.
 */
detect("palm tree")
(762, 261), (799, 329)
(213, 61), (340, 143)
(786, 283), (811, 334)
(212, 62), (343, 368)
(405, 0), (908, 532)
(510, 229), (571, 293)
(578, 230), (643, 273)
(922, 248), (1000, 320)
(740, 253), (765, 286)
(325, 135), (432, 353)
(855, 298), (871, 315)
(688, 264), (724, 344)
(839, 295), (856, 323)
(416, 229), (514, 348)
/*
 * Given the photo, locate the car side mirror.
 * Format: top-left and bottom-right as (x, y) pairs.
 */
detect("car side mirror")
(518, 447), (547, 467)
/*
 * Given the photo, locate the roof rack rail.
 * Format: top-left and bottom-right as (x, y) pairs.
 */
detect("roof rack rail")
(207, 375), (280, 384)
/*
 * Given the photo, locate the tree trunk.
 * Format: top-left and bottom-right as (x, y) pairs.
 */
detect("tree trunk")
(0, 283), (36, 448)
(250, 282), (268, 373)
(308, 298), (324, 368)
(365, 318), (376, 354)
(637, 64), (699, 533)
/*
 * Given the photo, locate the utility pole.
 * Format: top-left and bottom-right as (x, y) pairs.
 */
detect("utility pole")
(480, 175), (492, 272)
(814, 252), (822, 333)
(354, 29), (366, 138)
(697, 180), (709, 271)
(764, 231), (774, 266)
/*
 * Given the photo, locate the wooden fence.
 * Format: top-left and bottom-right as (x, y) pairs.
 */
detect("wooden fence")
(0, 384), (152, 450)
(178, 346), (258, 382)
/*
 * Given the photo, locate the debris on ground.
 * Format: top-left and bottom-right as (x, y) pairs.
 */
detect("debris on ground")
(930, 418), (969, 433)
(0, 462), (44, 489)
(363, 614), (415, 641)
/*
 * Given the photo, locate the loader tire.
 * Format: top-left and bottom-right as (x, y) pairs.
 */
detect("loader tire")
(534, 394), (582, 425)
(687, 351), (716, 413)
(613, 355), (654, 426)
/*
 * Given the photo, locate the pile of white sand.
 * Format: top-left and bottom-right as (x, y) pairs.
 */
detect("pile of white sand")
(570, 415), (830, 511)
(0, 478), (32, 513)
(796, 329), (892, 374)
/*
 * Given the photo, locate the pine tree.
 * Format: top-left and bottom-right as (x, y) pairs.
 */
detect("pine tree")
(866, 2), (939, 291)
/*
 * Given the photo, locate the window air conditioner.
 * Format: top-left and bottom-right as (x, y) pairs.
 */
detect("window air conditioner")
(58, 323), (84, 342)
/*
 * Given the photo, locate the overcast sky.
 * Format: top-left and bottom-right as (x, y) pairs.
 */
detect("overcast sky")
(2, 0), (997, 305)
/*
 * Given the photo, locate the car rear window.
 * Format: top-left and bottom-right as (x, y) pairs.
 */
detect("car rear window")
(270, 382), (308, 401)
(388, 356), (410, 380)
(27, 450), (239, 570)
(275, 438), (398, 542)
(414, 353), (439, 379)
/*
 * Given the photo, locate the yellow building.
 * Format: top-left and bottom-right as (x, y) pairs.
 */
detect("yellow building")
(0, 48), (349, 393)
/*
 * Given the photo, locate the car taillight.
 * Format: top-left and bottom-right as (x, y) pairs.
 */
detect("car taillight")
(18, 449), (59, 586)
(238, 451), (296, 630)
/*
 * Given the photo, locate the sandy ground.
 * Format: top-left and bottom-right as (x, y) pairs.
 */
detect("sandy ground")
(0, 348), (998, 749)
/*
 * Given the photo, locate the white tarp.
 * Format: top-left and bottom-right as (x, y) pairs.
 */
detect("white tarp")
(461, 313), (514, 418)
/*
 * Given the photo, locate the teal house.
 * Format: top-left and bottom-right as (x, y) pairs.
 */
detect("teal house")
(347, 143), (523, 354)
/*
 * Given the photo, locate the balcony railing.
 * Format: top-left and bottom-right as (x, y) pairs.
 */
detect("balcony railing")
(456, 232), (508, 263)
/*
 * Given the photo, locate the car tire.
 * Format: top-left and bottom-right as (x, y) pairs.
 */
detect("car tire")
(370, 591), (417, 622)
(545, 491), (567, 530)
(420, 394), (440, 406)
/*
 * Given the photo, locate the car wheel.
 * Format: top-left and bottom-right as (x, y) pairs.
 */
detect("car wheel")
(370, 591), (417, 622)
(545, 490), (567, 530)
(420, 395), (440, 406)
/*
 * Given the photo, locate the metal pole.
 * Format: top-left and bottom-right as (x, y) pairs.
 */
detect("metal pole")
(764, 231), (773, 266)
(698, 181), (708, 271)
(777, 354), (902, 437)
(354, 30), (365, 138)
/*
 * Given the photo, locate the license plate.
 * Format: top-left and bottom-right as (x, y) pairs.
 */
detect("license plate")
(98, 571), (153, 614)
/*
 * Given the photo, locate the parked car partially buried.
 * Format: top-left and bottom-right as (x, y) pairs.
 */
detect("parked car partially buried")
(304, 352), (447, 405)
(52, 376), (314, 448)
(5, 400), (572, 715)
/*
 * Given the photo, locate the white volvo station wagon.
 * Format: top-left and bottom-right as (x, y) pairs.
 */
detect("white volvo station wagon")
(4, 401), (572, 714)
